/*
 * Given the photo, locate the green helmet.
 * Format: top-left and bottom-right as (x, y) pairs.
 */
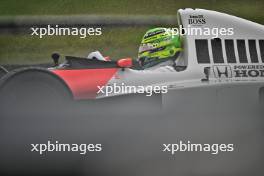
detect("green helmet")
(138, 27), (182, 69)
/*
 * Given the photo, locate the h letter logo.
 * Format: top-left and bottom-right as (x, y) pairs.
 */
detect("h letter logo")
(213, 65), (232, 78)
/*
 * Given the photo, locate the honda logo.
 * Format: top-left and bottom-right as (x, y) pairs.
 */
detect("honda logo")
(213, 65), (232, 78)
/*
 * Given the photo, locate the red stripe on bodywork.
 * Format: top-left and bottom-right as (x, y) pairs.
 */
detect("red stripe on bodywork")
(52, 68), (118, 99)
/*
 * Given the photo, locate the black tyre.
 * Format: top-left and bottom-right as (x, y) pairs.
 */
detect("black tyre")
(0, 66), (8, 79)
(0, 67), (72, 116)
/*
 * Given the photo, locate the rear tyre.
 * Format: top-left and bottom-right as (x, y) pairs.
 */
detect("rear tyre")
(0, 67), (72, 116)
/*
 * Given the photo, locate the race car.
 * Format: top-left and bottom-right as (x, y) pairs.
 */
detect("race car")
(0, 8), (264, 114)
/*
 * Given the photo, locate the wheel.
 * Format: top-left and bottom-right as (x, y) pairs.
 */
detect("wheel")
(0, 66), (8, 79)
(0, 67), (72, 116)
(0, 68), (75, 175)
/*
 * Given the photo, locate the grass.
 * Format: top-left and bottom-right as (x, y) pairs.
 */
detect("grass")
(0, 0), (264, 64)
(0, 27), (149, 64)
(0, 0), (263, 22)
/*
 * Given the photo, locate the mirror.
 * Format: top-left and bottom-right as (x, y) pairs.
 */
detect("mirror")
(51, 52), (60, 66)
(117, 58), (133, 68)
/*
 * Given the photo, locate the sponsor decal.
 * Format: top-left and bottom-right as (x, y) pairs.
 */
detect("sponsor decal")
(213, 65), (232, 78)
(188, 15), (206, 25)
(233, 65), (264, 78)
(211, 65), (264, 80)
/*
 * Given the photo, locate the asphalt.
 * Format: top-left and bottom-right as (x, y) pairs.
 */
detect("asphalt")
(0, 84), (263, 176)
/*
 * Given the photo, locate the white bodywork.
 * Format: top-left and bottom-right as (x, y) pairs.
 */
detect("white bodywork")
(97, 9), (264, 111)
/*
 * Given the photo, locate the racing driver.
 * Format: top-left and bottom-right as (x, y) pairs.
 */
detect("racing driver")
(87, 27), (185, 72)
(138, 27), (185, 72)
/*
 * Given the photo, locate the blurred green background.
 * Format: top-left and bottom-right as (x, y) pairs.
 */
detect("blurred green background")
(0, 0), (263, 64)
